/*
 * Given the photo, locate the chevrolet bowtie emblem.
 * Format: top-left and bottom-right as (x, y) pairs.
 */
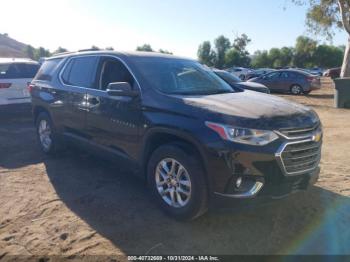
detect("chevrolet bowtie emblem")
(313, 132), (322, 142)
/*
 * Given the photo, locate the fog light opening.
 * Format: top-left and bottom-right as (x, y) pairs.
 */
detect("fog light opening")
(235, 177), (243, 188)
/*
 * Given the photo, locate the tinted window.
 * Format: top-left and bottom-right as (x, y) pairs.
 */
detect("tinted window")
(0, 64), (18, 79)
(215, 71), (241, 85)
(289, 72), (306, 79)
(0, 63), (39, 79)
(280, 72), (290, 78)
(265, 72), (280, 80)
(62, 56), (98, 88)
(35, 59), (63, 81)
(135, 59), (234, 95)
(99, 58), (135, 90)
(25, 64), (40, 78)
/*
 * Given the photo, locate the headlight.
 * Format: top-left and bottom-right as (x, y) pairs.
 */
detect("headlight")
(205, 121), (279, 146)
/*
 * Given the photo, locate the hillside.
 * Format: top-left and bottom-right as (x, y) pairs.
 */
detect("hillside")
(0, 33), (28, 58)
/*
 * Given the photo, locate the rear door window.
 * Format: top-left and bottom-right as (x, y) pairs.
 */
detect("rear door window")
(61, 56), (99, 88)
(280, 72), (290, 79)
(265, 72), (280, 80)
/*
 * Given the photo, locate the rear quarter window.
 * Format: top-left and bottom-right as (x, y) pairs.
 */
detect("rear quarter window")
(35, 59), (63, 81)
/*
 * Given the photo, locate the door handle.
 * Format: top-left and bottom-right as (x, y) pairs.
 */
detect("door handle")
(88, 97), (100, 105)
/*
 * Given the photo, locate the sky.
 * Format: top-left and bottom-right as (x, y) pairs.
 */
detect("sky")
(0, 0), (347, 58)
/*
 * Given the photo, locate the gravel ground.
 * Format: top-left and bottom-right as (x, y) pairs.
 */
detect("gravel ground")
(1, 79), (350, 259)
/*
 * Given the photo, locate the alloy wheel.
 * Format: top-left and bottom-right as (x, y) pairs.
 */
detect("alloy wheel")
(38, 119), (52, 151)
(155, 158), (192, 208)
(291, 85), (302, 95)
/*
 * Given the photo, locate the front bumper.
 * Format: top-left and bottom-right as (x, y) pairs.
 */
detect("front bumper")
(206, 132), (322, 200)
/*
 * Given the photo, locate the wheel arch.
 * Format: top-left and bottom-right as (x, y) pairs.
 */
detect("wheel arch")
(141, 128), (211, 189)
(290, 83), (303, 93)
(33, 105), (51, 123)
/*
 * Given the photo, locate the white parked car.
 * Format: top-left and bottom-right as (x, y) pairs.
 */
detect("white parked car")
(0, 58), (40, 105)
(225, 67), (253, 80)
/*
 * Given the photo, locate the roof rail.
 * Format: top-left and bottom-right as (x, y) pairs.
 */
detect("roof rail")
(78, 48), (100, 52)
(50, 51), (76, 58)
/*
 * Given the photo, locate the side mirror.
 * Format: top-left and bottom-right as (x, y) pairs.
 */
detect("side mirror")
(106, 82), (138, 97)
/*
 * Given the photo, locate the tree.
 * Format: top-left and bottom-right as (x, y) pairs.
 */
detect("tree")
(34, 47), (51, 60)
(293, 36), (317, 67)
(269, 48), (283, 68)
(213, 35), (231, 69)
(279, 47), (294, 67)
(251, 50), (272, 68)
(292, 0), (350, 76)
(91, 45), (100, 50)
(314, 44), (344, 68)
(105, 47), (114, 51)
(224, 48), (241, 67)
(136, 44), (153, 52)
(197, 41), (215, 66)
(224, 48), (251, 68)
(53, 47), (68, 54)
(158, 49), (173, 54)
(230, 34), (251, 67)
(24, 45), (35, 59)
(232, 34), (251, 54)
(197, 34), (252, 68)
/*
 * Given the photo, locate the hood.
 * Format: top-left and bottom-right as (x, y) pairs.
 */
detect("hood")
(174, 91), (319, 130)
(236, 81), (268, 90)
(247, 77), (260, 82)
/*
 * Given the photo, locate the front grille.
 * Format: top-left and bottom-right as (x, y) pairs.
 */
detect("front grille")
(280, 140), (321, 175)
(278, 124), (320, 139)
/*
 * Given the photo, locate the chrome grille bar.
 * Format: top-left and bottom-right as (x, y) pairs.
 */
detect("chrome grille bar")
(276, 139), (322, 176)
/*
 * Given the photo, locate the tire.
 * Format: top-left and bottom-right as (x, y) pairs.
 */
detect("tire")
(35, 112), (64, 155)
(147, 143), (208, 221)
(239, 74), (246, 81)
(290, 84), (303, 95)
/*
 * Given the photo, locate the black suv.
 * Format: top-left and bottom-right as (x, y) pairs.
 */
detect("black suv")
(30, 51), (322, 220)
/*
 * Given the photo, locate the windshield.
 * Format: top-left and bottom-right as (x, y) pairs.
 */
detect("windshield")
(214, 71), (241, 85)
(134, 59), (235, 95)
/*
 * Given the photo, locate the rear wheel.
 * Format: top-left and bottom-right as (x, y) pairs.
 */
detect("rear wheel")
(147, 143), (208, 220)
(35, 112), (63, 155)
(290, 84), (303, 95)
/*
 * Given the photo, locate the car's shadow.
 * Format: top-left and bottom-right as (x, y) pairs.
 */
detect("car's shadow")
(43, 151), (350, 255)
(0, 106), (43, 169)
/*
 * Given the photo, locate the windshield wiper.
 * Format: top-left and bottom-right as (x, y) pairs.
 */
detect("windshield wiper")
(207, 90), (234, 95)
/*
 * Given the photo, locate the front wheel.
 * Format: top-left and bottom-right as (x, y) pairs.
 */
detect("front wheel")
(290, 84), (303, 95)
(147, 143), (208, 221)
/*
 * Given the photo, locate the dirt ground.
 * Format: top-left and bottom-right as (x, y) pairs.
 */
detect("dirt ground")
(1, 78), (350, 259)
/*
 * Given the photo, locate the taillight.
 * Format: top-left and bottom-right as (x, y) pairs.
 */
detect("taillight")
(307, 76), (315, 82)
(27, 83), (35, 93)
(0, 83), (12, 89)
